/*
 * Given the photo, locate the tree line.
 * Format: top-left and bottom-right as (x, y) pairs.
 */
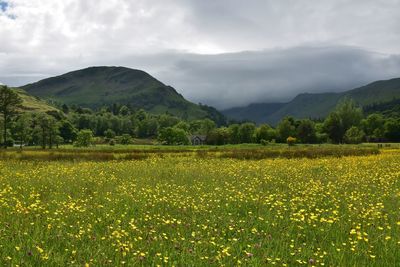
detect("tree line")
(1, 85), (400, 148)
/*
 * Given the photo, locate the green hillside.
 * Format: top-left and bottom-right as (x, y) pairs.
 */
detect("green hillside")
(344, 78), (400, 105)
(223, 77), (400, 125)
(265, 92), (342, 125)
(22, 66), (224, 121)
(363, 98), (400, 118)
(13, 88), (58, 113)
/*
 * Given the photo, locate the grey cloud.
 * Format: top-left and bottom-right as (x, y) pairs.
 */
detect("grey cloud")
(2, 46), (400, 109)
(176, 0), (400, 54)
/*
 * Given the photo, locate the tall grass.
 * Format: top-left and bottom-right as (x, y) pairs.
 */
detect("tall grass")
(0, 146), (380, 161)
(217, 147), (380, 160)
(0, 146), (379, 161)
(0, 151), (149, 161)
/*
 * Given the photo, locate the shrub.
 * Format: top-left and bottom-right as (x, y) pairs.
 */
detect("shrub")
(74, 129), (93, 147)
(104, 129), (116, 139)
(118, 134), (133, 145)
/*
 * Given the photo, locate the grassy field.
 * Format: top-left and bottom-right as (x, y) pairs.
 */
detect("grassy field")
(0, 148), (399, 266)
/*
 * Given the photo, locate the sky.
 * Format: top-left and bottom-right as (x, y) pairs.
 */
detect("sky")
(0, 0), (400, 109)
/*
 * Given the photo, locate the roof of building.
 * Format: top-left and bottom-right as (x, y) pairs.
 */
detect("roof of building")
(190, 135), (207, 141)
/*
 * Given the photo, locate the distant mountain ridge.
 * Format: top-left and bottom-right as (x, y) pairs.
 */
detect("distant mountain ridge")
(22, 66), (225, 123)
(222, 102), (285, 123)
(223, 77), (400, 125)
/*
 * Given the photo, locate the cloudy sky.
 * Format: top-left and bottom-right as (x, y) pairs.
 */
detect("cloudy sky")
(0, 0), (400, 109)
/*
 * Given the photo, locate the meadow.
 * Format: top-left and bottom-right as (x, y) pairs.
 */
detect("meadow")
(0, 147), (399, 266)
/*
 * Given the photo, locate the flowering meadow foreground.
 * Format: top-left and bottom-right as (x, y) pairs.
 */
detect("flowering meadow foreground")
(0, 150), (400, 266)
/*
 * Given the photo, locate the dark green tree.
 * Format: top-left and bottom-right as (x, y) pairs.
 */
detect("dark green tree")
(34, 113), (50, 149)
(297, 119), (317, 143)
(61, 104), (69, 114)
(104, 129), (116, 139)
(384, 118), (400, 141)
(207, 127), (230, 145)
(119, 105), (130, 116)
(228, 124), (240, 144)
(255, 124), (275, 143)
(13, 113), (32, 148)
(120, 117), (134, 135)
(174, 121), (190, 132)
(189, 120), (203, 134)
(158, 114), (180, 128)
(33, 113), (60, 149)
(136, 118), (159, 138)
(277, 117), (296, 142)
(47, 116), (60, 149)
(324, 99), (363, 143)
(335, 99), (363, 131)
(0, 86), (23, 148)
(135, 109), (147, 121)
(344, 126), (365, 144)
(238, 123), (256, 143)
(361, 113), (385, 139)
(315, 122), (328, 143)
(323, 112), (343, 143)
(118, 134), (133, 145)
(200, 119), (216, 135)
(59, 120), (77, 143)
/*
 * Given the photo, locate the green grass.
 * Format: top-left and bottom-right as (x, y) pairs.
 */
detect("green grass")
(0, 151), (399, 266)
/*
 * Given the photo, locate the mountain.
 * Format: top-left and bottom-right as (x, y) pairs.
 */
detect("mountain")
(222, 77), (400, 125)
(223, 103), (285, 123)
(22, 66), (225, 122)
